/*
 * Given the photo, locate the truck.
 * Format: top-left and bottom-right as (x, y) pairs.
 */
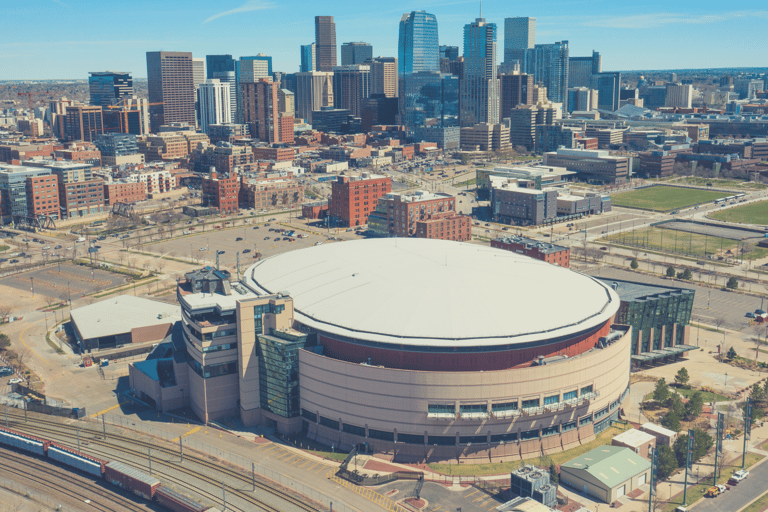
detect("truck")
(706, 484), (727, 497)
(729, 470), (749, 484)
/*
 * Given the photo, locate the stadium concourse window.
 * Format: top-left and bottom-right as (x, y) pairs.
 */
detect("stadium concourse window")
(428, 404), (455, 415)
(580, 385), (593, 396)
(187, 359), (237, 379)
(543, 395), (559, 406)
(562, 421), (577, 432)
(522, 398), (540, 409)
(319, 416), (340, 430)
(342, 423), (366, 437)
(492, 402), (518, 412)
(520, 429), (539, 440)
(459, 435), (487, 444)
(428, 435), (455, 446)
(490, 432), (518, 443)
(301, 409), (317, 422)
(542, 426), (559, 437)
(398, 433), (424, 444)
(459, 404), (486, 415)
(202, 342), (236, 353)
(563, 390), (578, 401)
(579, 416), (593, 426)
(595, 406), (609, 419)
(368, 429), (394, 441)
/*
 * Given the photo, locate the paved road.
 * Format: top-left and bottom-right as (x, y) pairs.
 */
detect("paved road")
(692, 458), (768, 512)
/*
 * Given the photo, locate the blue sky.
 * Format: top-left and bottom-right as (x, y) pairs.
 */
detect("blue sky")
(3, 0), (767, 79)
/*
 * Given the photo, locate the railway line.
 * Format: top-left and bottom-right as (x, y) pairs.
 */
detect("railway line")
(3, 410), (321, 512)
(0, 445), (149, 512)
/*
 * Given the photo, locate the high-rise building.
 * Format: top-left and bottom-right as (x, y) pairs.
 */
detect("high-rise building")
(65, 105), (104, 142)
(242, 78), (294, 144)
(146, 51), (196, 133)
(332, 65), (370, 118)
(569, 51), (601, 88)
(401, 71), (460, 149)
(665, 83), (693, 109)
(278, 89), (295, 118)
(500, 73), (534, 120)
(102, 97), (150, 136)
(361, 94), (399, 131)
(300, 43), (316, 72)
(460, 18), (499, 126)
(367, 57), (398, 98)
(508, 103), (557, 151)
(567, 87), (599, 112)
(240, 55), (272, 81)
(88, 72), (133, 106)
(341, 42), (373, 65)
(439, 45), (459, 61)
(503, 17), (535, 68)
(212, 71), (238, 122)
(591, 72), (620, 111)
(94, 133), (143, 166)
(315, 16), (337, 72)
(197, 79), (232, 134)
(295, 71), (334, 124)
(524, 41), (569, 112)
(205, 55), (236, 79)
(192, 58), (206, 86)
(398, 11), (440, 75)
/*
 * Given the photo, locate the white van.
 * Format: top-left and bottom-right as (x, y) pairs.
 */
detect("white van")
(76, 237), (86, 242)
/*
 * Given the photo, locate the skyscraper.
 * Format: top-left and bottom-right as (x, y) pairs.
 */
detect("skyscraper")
(146, 51), (196, 133)
(398, 11), (439, 75)
(213, 71), (238, 123)
(367, 57), (398, 98)
(197, 79), (232, 133)
(332, 65), (370, 118)
(503, 17), (535, 67)
(192, 58), (206, 86)
(88, 72), (133, 106)
(205, 55), (236, 79)
(569, 51), (601, 88)
(240, 55), (272, 79)
(525, 41), (570, 112)
(300, 43), (316, 72)
(295, 71), (334, 124)
(439, 45), (459, 61)
(315, 16), (337, 72)
(401, 72), (460, 149)
(341, 42), (373, 65)
(460, 18), (499, 126)
(591, 72), (620, 111)
(500, 73), (534, 119)
(242, 78), (293, 143)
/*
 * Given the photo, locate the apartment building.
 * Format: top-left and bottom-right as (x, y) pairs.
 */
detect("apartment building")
(329, 173), (391, 227)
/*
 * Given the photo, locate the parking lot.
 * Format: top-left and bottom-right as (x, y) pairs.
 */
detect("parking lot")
(0, 262), (126, 301)
(147, 221), (337, 272)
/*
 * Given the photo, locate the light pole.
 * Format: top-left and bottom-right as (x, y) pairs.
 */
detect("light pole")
(30, 277), (34, 297)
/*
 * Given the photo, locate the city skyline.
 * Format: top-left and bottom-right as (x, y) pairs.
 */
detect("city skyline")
(3, 1), (768, 79)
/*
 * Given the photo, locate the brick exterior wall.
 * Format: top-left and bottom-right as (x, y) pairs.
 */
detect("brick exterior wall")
(491, 239), (571, 268)
(25, 174), (60, 219)
(329, 175), (391, 227)
(103, 182), (146, 205)
(414, 212), (472, 241)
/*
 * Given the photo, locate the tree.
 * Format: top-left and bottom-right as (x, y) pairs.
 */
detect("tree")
(673, 428), (713, 467)
(674, 367), (690, 387)
(667, 393), (686, 419)
(727, 276), (739, 290)
(677, 269), (692, 280)
(630, 258), (639, 270)
(727, 346), (737, 360)
(549, 461), (559, 485)
(656, 444), (678, 481)
(653, 378), (670, 402)
(685, 392), (704, 420)
(0, 304), (13, 323)
(0, 333), (10, 351)
(666, 266), (676, 278)
(662, 411), (681, 432)
(743, 399), (766, 422)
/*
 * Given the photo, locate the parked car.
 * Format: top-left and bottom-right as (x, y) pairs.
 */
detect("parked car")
(235, 237), (243, 241)
(264, 237), (270, 240)
(314, 242), (323, 246)
(198, 247), (206, 251)
(54, 245), (62, 249)
(8, 378), (22, 385)
(730, 470), (749, 483)
(8, 260), (18, 264)
(747, 312), (756, 318)
(243, 249), (251, 253)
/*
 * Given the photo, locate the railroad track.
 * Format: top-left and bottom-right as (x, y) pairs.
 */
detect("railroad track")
(0, 446), (148, 512)
(4, 413), (321, 512)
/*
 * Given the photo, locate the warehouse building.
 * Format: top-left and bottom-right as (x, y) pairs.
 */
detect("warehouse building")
(560, 446), (651, 504)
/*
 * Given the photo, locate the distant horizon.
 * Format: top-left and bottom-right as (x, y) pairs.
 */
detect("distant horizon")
(3, 1), (768, 80)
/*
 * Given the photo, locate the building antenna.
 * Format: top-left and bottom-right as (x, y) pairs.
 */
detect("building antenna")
(479, 0), (482, 18)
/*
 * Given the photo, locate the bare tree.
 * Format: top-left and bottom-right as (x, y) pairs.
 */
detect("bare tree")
(16, 346), (31, 370)
(117, 251), (125, 266)
(44, 295), (57, 309)
(0, 304), (12, 323)
(59, 290), (69, 306)
(714, 317), (726, 333)
(154, 259), (167, 274)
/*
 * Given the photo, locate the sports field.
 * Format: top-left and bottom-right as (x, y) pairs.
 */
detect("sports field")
(603, 226), (739, 259)
(610, 186), (731, 211)
(710, 200), (768, 225)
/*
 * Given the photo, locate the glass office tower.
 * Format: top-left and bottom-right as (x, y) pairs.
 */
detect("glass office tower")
(460, 18), (499, 126)
(398, 10), (440, 76)
(402, 71), (459, 149)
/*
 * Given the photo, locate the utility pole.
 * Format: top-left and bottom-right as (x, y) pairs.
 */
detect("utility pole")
(102, 414), (106, 439)
(180, 436), (183, 463)
(648, 446), (656, 512)
(714, 412), (724, 484)
(252, 462), (255, 491)
(148, 447), (151, 476)
(683, 429), (693, 506)
(743, 398), (752, 469)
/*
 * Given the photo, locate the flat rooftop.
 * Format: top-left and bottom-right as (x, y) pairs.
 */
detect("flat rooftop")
(613, 428), (655, 448)
(598, 278), (694, 302)
(71, 295), (180, 340)
(494, 235), (568, 254)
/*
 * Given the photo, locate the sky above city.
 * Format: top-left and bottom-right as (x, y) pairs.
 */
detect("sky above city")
(3, 0), (767, 80)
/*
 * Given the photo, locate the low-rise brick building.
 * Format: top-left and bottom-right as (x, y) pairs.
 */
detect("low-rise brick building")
(414, 211), (471, 241)
(302, 200), (329, 219)
(241, 177), (304, 211)
(252, 146), (295, 162)
(368, 191), (464, 238)
(491, 235), (570, 267)
(329, 173), (391, 227)
(25, 174), (60, 219)
(103, 181), (146, 205)
(202, 170), (240, 214)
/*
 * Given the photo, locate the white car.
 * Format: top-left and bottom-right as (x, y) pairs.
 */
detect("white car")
(8, 378), (22, 385)
(314, 242), (323, 246)
(199, 247), (206, 251)
(731, 470), (749, 482)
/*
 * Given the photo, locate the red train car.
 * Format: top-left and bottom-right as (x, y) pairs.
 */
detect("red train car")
(105, 461), (160, 500)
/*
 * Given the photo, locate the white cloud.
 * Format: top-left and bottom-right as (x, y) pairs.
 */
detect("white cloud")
(204, 0), (276, 24)
(583, 11), (768, 29)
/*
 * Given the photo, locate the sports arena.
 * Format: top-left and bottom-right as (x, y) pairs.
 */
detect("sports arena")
(242, 238), (631, 463)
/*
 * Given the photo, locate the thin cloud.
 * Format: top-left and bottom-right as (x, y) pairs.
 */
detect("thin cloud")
(51, 0), (71, 7)
(204, 0), (276, 24)
(583, 11), (768, 29)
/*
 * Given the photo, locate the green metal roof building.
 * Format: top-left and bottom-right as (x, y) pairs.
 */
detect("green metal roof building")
(560, 445), (651, 504)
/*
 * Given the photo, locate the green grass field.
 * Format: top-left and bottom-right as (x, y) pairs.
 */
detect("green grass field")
(603, 226), (738, 258)
(710, 200), (768, 225)
(611, 186), (731, 211)
(674, 177), (767, 190)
